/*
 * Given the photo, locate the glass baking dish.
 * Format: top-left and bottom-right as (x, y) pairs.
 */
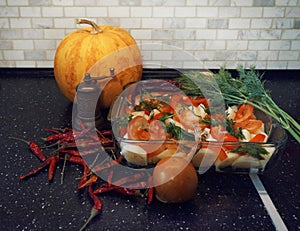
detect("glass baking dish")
(109, 79), (288, 174)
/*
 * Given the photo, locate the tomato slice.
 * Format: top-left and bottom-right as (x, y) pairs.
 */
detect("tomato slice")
(210, 127), (239, 150)
(218, 147), (228, 161)
(235, 104), (254, 123)
(149, 120), (167, 140)
(249, 133), (267, 142)
(234, 119), (263, 134)
(169, 94), (191, 110)
(127, 116), (150, 140)
(188, 96), (209, 108)
(210, 126), (226, 141)
(221, 133), (238, 142)
(158, 104), (174, 114)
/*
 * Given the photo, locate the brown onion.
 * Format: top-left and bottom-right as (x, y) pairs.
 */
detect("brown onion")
(153, 157), (198, 203)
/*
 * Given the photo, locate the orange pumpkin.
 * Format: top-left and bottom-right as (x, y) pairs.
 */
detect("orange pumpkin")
(54, 18), (143, 108)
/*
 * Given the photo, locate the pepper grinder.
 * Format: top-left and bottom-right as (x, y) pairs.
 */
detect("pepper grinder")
(73, 68), (115, 130)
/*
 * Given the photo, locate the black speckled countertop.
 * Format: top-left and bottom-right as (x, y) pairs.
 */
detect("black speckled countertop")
(0, 68), (299, 231)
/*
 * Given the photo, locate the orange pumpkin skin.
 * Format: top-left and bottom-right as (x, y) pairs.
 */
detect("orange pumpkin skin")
(54, 21), (142, 108)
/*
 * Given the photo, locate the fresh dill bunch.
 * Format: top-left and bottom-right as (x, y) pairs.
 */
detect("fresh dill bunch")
(236, 65), (269, 101)
(177, 66), (300, 143)
(211, 65), (269, 105)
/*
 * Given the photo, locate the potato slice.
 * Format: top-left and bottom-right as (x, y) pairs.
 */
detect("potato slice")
(121, 143), (147, 166)
(231, 155), (261, 169)
(214, 152), (240, 171)
(148, 148), (177, 164)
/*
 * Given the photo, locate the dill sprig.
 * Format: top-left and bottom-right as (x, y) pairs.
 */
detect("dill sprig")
(178, 65), (300, 143)
(231, 144), (269, 160)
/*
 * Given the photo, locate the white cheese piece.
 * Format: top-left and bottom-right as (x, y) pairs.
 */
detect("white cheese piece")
(197, 104), (207, 118)
(131, 111), (149, 120)
(200, 128), (217, 141)
(165, 118), (184, 129)
(241, 129), (251, 142)
(150, 109), (160, 118)
(226, 105), (238, 120)
(188, 104), (207, 118)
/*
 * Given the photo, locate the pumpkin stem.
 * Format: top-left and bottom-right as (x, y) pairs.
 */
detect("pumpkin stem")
(76, 18), (102, 34)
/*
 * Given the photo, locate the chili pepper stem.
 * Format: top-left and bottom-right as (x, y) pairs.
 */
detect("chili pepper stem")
(79, 208), (100, 231)
(40, 141), (60, 149)
(60, 154), (68, 185)
(75, 171), (93, 181)
(8, 136), (30, 144)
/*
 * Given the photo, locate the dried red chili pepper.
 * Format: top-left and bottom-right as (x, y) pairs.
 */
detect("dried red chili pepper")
(96, 129), (112, 139)
(93, 183), (137, 196)
(113, 186), (138, 196)
(9, 137), (47, 162)
(67, 156), (91, 189)
(79, 149), (100, 157)
(62, 141), (100, 149)
(29, 141), (47, 162)
(100, 130), (112, 136)
(111, 172), (145, 187)
(107, 170), (114, 187)
(48, 154), (60, 181)
(67, 155), (85, 165)
(147, 176), (154, 205)
(79, 120), (87, 130)
(59, 148), (98, 159)
(44, 128), (61, 134)
(79, 185), (103, 231)
(92, 155), (123, 173)
(45, 128), (72, 133)
(59, 149), (81, 157)
(68, 156), (90, 175)
(123, 181), (148, 189)
(89, 185), (102, 212)
(60, 131), (75, 143)
(99, 138), (114, 147)
(42, 130), (75, 144)
(59, 137), (114, 151)
(93, 183), (113, 194)
(78, 174), (98, 189)
(19, 153), (57, 180)
(42, 133), (62, 143)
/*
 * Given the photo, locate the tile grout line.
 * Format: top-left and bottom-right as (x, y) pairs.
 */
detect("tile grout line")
(249, 173), (288, 231)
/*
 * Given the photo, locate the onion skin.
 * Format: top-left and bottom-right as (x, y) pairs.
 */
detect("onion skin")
(153, 157), (198, 203)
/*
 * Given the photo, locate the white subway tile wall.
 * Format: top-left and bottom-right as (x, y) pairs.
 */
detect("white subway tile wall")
(0, 0), (299, 69)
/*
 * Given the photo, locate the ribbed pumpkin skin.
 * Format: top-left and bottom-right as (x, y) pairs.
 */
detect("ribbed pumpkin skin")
(54, 25), (142, 108)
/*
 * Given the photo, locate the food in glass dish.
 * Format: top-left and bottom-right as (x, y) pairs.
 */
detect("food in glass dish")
(111, 80), (280, 173)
